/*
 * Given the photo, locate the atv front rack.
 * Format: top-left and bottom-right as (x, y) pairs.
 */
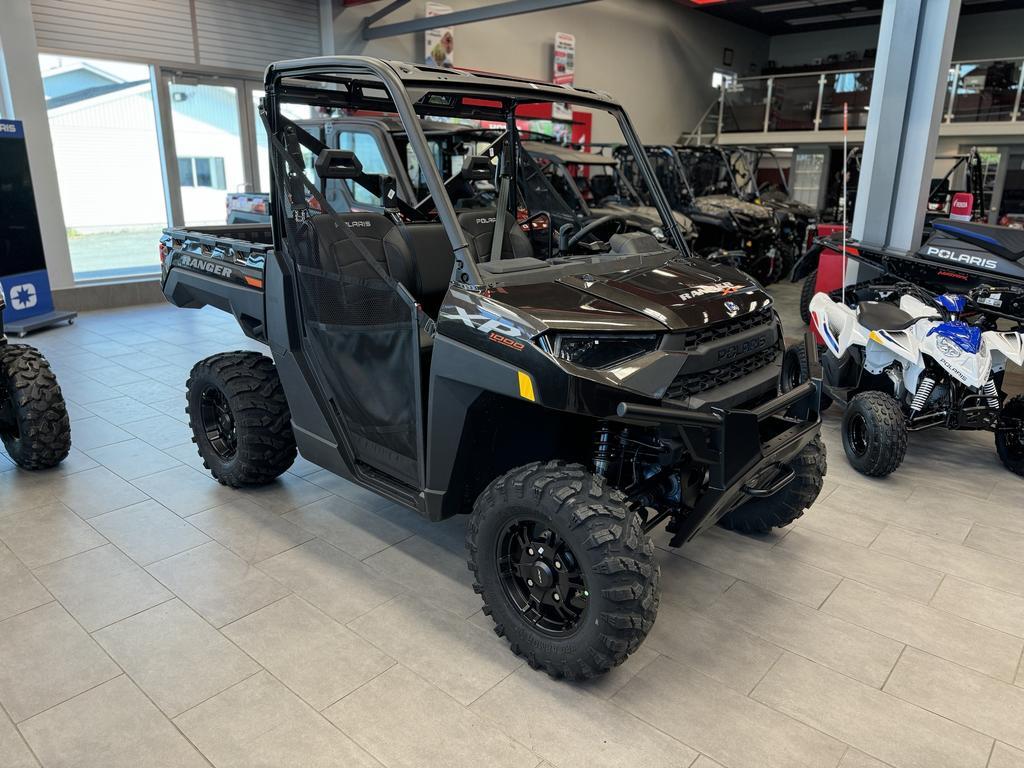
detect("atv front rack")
(616, 334), (823, 546)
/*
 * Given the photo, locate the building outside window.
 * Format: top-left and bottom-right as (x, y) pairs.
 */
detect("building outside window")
(178, 156), (226, 189)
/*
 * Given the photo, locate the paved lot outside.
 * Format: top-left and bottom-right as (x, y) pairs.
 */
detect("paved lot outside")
(0, 288), (1022, 768)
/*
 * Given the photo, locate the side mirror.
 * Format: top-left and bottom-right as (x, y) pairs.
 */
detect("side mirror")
(314, 149), (362, 180)
(461, 155), (494, 181)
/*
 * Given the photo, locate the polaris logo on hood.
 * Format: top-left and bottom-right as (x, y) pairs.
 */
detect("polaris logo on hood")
(926, 246), (997, 271)
(180, 255), (233, 278)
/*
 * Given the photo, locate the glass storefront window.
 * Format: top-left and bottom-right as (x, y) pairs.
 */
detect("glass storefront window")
(167, 81), (245, 224)
(38, 54), (166, 280)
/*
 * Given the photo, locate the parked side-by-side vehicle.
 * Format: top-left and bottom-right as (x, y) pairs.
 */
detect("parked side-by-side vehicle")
(160, 56), (825, 679)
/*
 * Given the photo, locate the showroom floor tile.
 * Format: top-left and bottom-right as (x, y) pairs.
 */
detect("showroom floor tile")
(0, 290), (1021, 768)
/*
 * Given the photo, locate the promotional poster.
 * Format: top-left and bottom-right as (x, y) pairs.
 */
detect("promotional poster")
(424, 2), (454, 68)
(552, 32), (576, 121)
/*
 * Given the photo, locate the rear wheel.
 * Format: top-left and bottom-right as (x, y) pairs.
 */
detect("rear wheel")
(0, 344), (71, 469)
(799, 271), (817, 325)
(996, 394), (1024, 477)
(717, 436), (826, 533)
(468, 461), (659, 680)
(186, 352), (296, 487)
(842, 391), (907, 477)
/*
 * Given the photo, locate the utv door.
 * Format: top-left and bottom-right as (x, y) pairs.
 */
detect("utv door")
(286, 208), (424, 489)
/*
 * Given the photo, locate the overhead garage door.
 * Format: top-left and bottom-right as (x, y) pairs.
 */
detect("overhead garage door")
(31, 0), (321, 73)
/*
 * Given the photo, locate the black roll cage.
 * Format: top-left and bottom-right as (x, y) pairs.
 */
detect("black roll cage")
(262, 56), (689, 289)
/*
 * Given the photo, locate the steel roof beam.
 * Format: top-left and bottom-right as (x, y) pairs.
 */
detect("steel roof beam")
(362, 0), (600, 40)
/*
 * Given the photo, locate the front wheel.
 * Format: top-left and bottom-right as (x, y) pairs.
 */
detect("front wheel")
(799, 271), (817, 325)
(186, 352), (296, 487)
(0, 344), (71, 469)
(996, 394), (1024, 477)
(780, 343), (832, 412)
(717, 436), (826, 533)
(842, 391), (907, 477)
(467, 461), (659, 680)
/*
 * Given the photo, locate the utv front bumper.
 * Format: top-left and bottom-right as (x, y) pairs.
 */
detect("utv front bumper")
(617, 335), (823, 547)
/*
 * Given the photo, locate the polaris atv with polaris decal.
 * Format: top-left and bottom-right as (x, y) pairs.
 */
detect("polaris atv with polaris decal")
(799, 218), (1024, 329)
(160, 56), (826, 680)
(793, 149), (991, 323)
(805, 285), (1024, 477)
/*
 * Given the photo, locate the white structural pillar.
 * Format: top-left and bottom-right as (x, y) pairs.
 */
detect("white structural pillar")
(852, 0), (961, 250)
(0, 0), (75, 290)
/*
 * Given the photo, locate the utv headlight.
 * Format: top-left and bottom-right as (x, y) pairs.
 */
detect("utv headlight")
(551, 333), (660, 368)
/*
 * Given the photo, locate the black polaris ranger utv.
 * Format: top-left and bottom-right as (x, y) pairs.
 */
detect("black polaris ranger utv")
(160, 57), (825, 679)
(0, 286), (71, 469)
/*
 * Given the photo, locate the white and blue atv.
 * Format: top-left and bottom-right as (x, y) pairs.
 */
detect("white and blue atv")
(804, 287), (1024, 477)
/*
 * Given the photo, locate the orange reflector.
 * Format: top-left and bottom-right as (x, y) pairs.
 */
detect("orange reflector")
(244, 276), (264, 288)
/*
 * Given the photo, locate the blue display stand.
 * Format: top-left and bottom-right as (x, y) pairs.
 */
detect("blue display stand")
(0, 119), (76, 336)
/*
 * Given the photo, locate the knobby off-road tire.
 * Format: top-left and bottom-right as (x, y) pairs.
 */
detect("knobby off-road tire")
(0, 344), (71, 469)
(716, 436), (826, 534)
(842, 391), (907, 477)
(780, 342), (833, 412)
(186, 352), (296, 487)
(995, 394), (1024, 477)
(468, 461), (659, 680)
(799, 271), (817, 325)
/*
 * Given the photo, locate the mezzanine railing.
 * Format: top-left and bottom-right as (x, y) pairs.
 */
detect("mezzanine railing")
(719, 57), (1024, 135)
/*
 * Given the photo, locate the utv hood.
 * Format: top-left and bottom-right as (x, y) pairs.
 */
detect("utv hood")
(693, 195), (774, 225)
(761, 197), (818, 222)
(496, 256), (771, 333)
(593, 203), (696, 240)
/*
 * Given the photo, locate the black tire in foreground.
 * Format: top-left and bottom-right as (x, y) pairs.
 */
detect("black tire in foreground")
(799, 271), (817, 325)
(468, 461), (659, 680)
(186, 351), (296, 487)
(842, 391), (907, 476)
(996, 394), (1024, 477)
(780, 342), (833, 412)
(0, 344), (71, 470)
(716, 436), (826, 534)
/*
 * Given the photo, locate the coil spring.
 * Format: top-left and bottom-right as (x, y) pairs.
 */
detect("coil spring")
(982, 380), (1001, 410)
(910, 376), (935, 414)
(593, 424), (618, 478)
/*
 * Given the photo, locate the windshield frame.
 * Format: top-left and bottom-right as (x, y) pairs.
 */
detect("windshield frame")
(265, 57), (689, 288)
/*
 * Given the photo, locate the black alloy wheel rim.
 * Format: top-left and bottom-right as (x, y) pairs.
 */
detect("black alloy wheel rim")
(1005, 418), (1024, 459)
(497, 517), (588, 636)
(847, 412), (869, 456)
(200, 387), (237, 459)
(782, 353), (802, 391)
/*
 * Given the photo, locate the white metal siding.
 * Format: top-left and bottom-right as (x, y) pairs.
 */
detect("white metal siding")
(194, 0), (321, 72)
(31, 0), (321, 73)
(32, 0), (196, 66)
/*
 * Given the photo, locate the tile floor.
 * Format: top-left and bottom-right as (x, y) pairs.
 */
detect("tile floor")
(0, 286), (1021, 768)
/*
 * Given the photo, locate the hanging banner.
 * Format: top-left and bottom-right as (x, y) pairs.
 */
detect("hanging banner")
(0, 119), (57, 327)
(552, 32), (576, 85)
(424, 2), (455, 69)
(552, 32), (576, 121)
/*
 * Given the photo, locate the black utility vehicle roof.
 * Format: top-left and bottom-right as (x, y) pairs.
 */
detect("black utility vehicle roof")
(265, 56), (617, 110)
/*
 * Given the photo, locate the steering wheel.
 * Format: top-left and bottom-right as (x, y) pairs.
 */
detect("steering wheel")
(561, 214), (630, 252)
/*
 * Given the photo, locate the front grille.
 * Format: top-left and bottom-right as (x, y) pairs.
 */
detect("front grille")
(675, 307), (773, 352)
(666, 345), (778, 400)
